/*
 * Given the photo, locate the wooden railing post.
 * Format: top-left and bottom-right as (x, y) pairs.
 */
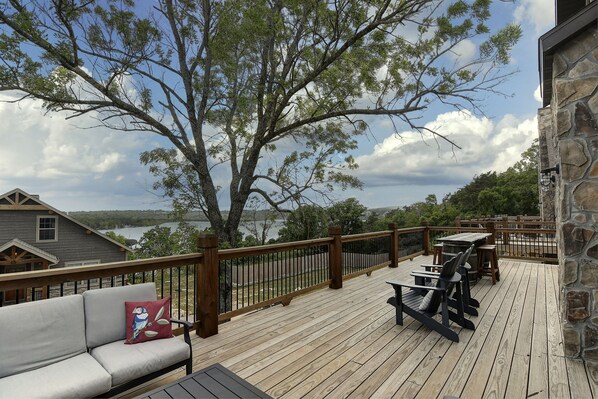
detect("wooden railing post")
(421, 221), (430, 256)
(388, 223), (398, 268)
(196, 233), (219, 338)
(502, 216), (510, 245)
(455, 217), (461, 228)
(328, 226), (343, 289)
(486, 221), (496, 245)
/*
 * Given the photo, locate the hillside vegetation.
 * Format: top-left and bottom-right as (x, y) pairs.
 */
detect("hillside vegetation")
(77, 141), (539, 235)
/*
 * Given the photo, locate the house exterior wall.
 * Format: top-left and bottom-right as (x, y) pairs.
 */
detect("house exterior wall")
(541, 26), (598, 360)
(0, 210), (126, 267)
(538, 108), (558, 221)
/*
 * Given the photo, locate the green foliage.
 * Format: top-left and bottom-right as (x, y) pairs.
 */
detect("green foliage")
(104, 231), (128, 245)
(139, 148), (208, 221)
(445, 171), (499, 216)
(279, 197), (368, 241)
(134, 222), (200, 259)
(278, 205), (329, 242)
(0, 0), (521, 246)
(328, 198), (368, 235)
(375, 194), (461, 229)
(446, 139), (539, 217)
(369, 141), (540, 228)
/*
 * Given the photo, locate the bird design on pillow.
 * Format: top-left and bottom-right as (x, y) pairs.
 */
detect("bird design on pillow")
(131, 305), (149, 340)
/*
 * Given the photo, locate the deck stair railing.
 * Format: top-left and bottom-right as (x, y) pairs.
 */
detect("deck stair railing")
(0, 220), (557, 338)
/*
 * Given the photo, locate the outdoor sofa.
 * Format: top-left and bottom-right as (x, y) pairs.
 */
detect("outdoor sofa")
(0, 283), (192, 398)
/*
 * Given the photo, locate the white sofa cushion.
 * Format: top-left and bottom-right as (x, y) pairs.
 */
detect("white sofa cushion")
(83, 283), (157, 348)
(0, 295), (87, 378)
(0, 353), (111, 399)
(90, 337), (190, 386)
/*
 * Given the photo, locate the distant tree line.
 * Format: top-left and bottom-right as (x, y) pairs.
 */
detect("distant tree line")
(105, 140), (539, 256)
(71, 210), (174, 230)
(72, 210), (220, 230)
(277, 140), (540, 242)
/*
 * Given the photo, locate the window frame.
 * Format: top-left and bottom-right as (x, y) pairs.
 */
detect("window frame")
(36, 215), (58, 242)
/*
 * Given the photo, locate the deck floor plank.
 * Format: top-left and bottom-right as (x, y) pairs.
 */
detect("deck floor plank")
(546, 265), (570, 399)
(505, 263), (538, 399)
(433, 260), (523, 399)
(565, 358), (593, 399)
(393, 267), (498, 399)
(119, 257), (592, 399)
(412, 261), (518, 399)
(585, 360), (598, 397)
(478, 261), (532, 399)
(528, 263), (549, 399)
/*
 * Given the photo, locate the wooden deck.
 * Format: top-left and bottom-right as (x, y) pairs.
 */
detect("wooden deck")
(123, 257), (598, 399)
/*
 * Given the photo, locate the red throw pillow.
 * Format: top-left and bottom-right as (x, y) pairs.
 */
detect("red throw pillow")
(125, 297), (173, 344)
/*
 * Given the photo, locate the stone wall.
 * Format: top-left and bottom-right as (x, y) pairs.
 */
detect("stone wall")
(544, 26), (598, 360)
(538, 108), (557, 221)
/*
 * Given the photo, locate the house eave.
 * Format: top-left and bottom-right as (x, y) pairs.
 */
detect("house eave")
(539, 1), (598, 107)
(0, 188), (131, 253)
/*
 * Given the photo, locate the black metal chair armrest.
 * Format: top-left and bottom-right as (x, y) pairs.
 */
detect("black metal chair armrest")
(171, 319), (192, 347)
(171, 318), (193, 329)
(170, 319), (193, 374)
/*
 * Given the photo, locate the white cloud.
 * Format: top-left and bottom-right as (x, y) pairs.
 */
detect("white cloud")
(353, 110), (538, 189)
(514, 0), (555, 34)
(0, 93), (160, 210)
(448, 39), (477, 65)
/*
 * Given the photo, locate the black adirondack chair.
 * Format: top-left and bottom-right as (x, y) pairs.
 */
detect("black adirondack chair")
(415, 244), (479, 316)
(386, 252), (474, 343)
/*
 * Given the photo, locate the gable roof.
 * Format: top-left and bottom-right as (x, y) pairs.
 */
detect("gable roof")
(0, 238), (59, 265)
(0, 188), (130, 253)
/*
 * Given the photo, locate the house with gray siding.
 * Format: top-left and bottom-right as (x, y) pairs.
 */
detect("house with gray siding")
(0, 188), (130, 304)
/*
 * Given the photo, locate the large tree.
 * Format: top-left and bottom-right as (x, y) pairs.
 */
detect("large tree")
(0, 0), (520, 245)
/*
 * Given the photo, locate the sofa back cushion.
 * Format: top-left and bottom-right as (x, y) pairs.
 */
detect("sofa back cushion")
(83, 283), (157, 348)
(0, 295), (87, 378)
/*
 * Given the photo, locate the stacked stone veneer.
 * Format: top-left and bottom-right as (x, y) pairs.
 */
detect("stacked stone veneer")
(538, 107), (557, 221)
(540, 26), (598, 360)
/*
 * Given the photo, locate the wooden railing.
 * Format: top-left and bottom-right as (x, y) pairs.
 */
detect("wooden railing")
(429, 222), (558, 264)
(0, 254), (203, 329)
(0, 221), (557, 339)
(457, 216), (556, 230)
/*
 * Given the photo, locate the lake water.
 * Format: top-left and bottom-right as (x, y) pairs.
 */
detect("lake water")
(101, 220), (284, 242)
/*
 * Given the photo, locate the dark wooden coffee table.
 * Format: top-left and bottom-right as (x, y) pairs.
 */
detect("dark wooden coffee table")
(137, 363), (272, 399)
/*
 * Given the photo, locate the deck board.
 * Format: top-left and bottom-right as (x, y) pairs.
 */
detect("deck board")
(505, 263), (537, 399)
(528, 262), (549, 399)
(121, 257), (597, 399)
(478, 261), (531, 399)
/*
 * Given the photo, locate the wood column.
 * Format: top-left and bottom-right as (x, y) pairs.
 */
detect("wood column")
(328, 226), (342, 289)
(502, 216), (510, 245)
(486, 221), (496, 245)
(422, 221), (430, 256)
(196, 233), (219, 338)
(388, 223), (398, 268)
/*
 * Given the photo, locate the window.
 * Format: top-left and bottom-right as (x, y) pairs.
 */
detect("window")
(37, 216), (58, 242)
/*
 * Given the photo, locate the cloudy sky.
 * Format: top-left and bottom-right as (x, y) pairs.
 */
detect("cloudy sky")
(0, 0), (554, 211)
